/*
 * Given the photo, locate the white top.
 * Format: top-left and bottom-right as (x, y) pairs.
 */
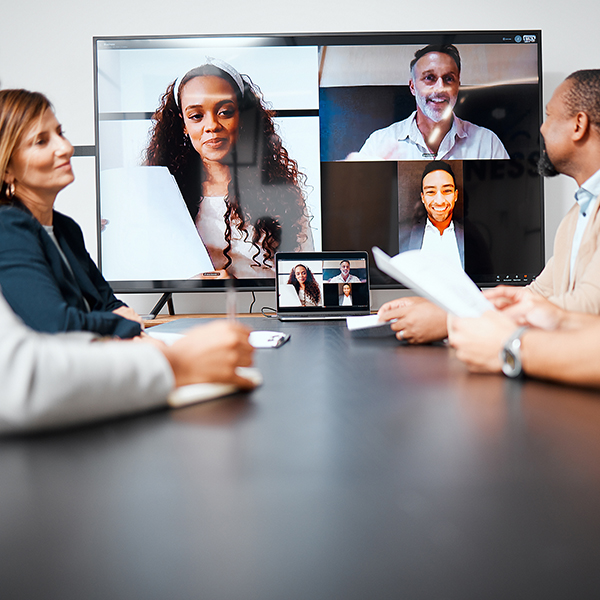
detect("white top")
(329, 273), (361, 283)
(421, 220), (463, 269)
(196, 196), (314, 278)
(355, 111), (509, 161)
(298, 287), (321, 307)
(340, 294), (353, 306)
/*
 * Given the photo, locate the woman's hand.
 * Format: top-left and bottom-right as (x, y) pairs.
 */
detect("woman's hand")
(160, 320), (256, 389)
(112, 305), (144, 325)
(377, 296), (448, 344)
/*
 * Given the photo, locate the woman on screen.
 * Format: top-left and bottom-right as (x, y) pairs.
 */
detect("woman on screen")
(339, 283), (353, 306)
(288, 264), (321, 307)
(0, 89), (143, 338)
(145, 58), (313, 278)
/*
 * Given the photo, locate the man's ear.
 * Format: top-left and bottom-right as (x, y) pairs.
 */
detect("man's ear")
(573, 111), (590, 141)
(409, 79), (416, 98)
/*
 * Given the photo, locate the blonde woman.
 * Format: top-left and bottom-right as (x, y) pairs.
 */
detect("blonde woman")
(0, 89), (142, 337)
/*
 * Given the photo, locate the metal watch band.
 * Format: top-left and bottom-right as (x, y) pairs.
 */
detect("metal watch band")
(500, 325), (529, 378)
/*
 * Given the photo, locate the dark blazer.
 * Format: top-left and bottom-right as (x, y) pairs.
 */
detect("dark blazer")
(0, 203), (141, 338)
(398, 217), (465, 265)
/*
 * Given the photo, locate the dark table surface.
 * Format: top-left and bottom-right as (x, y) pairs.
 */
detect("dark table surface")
(2, 317), (600, 599)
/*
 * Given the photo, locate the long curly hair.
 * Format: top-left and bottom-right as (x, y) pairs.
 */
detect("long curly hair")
(287, 264), (321, 305)
(145, 64), (309, 271)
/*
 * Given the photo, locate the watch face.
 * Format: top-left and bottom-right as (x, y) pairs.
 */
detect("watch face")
(501, 344), (522, 377)
(502, 351), (517, 377)
(505, 351), (516, 371)
(501, 326), (527, 378)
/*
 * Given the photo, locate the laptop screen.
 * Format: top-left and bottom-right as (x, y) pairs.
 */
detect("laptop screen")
(276, 251), (370, 318)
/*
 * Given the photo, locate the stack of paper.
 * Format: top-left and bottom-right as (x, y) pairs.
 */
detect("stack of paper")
(371, 247), (494, 318)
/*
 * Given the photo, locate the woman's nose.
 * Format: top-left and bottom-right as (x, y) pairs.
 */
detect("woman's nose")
(204, 112), (221, 131)
(56, 135), (74, 158)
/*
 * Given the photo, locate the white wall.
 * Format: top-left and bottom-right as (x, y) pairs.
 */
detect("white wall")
(2, 0), (598, 314)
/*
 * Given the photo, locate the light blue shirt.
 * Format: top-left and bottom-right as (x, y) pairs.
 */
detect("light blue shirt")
(355, 112), (509, 160)
(570, 169), (600, 282)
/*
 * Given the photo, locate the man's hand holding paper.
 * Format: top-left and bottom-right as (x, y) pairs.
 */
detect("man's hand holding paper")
(378, 297), (448, 343)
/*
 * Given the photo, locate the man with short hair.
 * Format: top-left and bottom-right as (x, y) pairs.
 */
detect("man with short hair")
(399, 160), (463, 268)
(328, 260), (361, 283)
(356, 44), (509, 160)
(449, 69), (600, 381)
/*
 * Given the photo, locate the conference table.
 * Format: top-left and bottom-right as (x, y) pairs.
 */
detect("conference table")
(2, 317), (600, 599)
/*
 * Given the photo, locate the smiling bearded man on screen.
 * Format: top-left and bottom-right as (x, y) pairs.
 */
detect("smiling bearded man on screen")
(355, 44), (509, 161)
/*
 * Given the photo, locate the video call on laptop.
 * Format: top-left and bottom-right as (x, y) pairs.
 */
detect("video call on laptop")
(275, 251), (371, 320)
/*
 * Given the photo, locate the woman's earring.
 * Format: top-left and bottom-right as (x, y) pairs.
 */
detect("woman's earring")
(4, 182), (15, 199)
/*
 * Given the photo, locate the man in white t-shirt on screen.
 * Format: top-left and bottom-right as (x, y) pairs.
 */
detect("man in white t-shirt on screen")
(354, 44), (509, 161)
(328, 260), (362, 283)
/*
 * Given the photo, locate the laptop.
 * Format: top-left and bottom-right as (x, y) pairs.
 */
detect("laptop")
(275, 251), (371, 321)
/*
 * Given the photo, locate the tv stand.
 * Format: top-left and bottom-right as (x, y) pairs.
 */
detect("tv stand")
(145, 293), (175, 320)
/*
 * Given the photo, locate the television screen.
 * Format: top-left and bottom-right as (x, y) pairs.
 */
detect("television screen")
(93, 30), (543, 293)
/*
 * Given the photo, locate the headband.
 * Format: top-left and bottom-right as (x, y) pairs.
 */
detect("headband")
(174, 57), (245, 108)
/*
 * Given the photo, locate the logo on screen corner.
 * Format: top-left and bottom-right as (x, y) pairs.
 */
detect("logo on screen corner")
(514, 35), (522, 43)
(523, 34), (537, 43)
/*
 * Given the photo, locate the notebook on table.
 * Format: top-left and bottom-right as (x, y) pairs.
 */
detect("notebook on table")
(275, 251), (371, 321)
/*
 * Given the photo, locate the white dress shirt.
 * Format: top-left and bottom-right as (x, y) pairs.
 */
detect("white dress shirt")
(328, 273), (361, 283)
(355, 112), (509, 161)
(420, 219), (463, 269)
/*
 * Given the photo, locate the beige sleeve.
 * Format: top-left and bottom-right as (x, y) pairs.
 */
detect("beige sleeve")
(527, 202), (600, 313)
(0, 294), (174, 434)
(527, 255), (555, 299)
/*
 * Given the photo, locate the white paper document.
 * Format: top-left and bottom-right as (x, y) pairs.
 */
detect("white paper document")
(346, 314), (396, 336)
(372, 247), (494, 318)
(100, 166), (214, 281)
(346, 314), (384, 330)
(146, 330), (184, 345)
(168, 367), (263, 408)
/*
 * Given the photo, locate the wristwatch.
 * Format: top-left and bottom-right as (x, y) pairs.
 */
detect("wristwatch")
(500, 326), (529, 378)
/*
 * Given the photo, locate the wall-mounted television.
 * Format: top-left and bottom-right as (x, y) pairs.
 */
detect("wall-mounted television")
(93, 30), (543, 295)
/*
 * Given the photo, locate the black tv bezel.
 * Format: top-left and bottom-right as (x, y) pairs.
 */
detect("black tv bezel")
(93, 29), (544, 294)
